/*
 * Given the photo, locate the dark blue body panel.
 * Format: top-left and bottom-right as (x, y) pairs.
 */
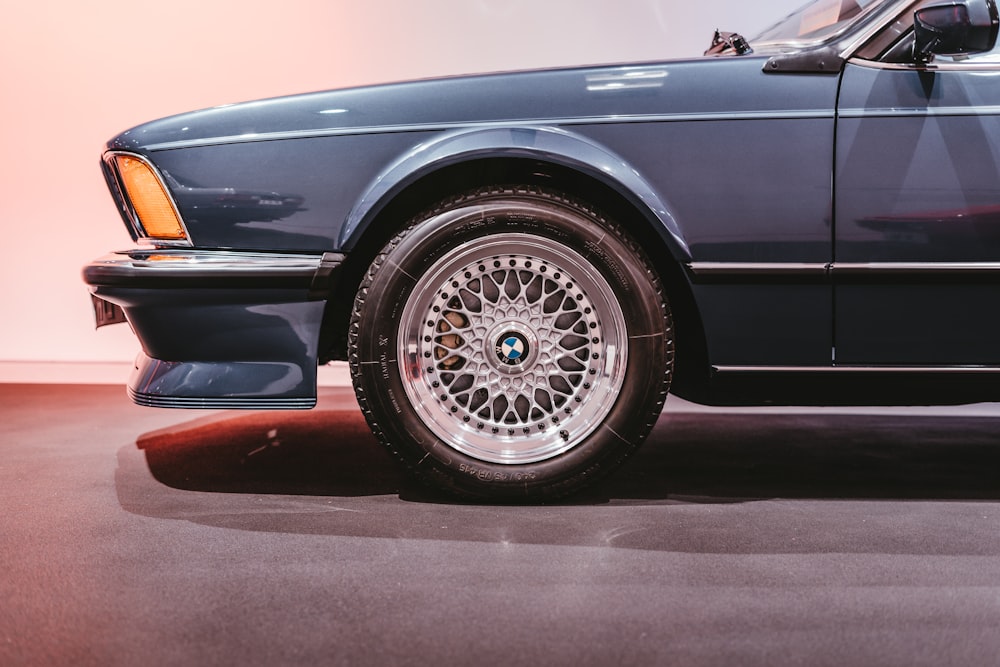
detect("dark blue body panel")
(117, 57), (839, 260)
(84, 0), (1000, 407)
(108, 58), (842, 372)
(837, 61), (1000, 263)
(836, 61), (1000, 364)
(85, 249), (336, 408)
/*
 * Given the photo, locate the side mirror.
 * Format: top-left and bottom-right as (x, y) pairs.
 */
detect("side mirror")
(913, 0), (1000, 61)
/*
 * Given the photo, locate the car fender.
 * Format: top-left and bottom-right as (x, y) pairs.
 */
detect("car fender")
(338, 125), (691, 262)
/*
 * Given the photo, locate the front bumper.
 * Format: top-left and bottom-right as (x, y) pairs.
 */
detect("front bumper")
(83, 249), (344, 409)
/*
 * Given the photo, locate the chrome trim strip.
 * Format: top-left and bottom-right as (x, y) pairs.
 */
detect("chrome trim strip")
(139, 240), (195, 250)
(835, 262), (1000, 275)
(83, 249), (337, 292)
(714, 365), (1000, 374)
(104, 151), (192, 246)
(107, 249), (329, 271)
(88, 250), (327, 274)
(144, 110), (836, 151)
(128, 386), (317, 410)
(848, 57), (1000, 72)
(688, 262), (829, 277)
(688, 262), (1000, 279)
(839, 105), (1000, 118)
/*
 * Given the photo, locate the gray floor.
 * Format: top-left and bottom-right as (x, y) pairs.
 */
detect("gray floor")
(3, 383), (1000, 666)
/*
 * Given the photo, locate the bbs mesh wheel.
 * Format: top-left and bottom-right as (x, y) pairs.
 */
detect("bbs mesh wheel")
(350, 186), (673, 500)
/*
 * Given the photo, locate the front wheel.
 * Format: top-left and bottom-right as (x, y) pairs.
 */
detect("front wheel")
(350, 187), (673, 500)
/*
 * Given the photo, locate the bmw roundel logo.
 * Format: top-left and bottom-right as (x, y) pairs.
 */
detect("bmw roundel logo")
(496, 333), (528, 366)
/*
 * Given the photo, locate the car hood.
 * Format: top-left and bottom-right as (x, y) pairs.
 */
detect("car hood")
(107, 54), (811, 153)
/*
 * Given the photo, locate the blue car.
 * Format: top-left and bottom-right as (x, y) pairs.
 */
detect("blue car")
(85, 0), (1000, 500)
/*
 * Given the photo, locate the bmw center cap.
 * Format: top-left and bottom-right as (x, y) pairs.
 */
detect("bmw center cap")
(496, 332), (528, 366)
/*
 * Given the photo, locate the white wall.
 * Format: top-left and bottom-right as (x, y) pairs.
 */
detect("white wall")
(0, 0), (802, 377)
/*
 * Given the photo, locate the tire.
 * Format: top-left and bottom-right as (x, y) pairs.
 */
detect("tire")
(349, 186), (673, 501)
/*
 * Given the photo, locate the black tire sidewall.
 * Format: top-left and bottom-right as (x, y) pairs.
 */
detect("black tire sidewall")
(353, 190), (670, 499)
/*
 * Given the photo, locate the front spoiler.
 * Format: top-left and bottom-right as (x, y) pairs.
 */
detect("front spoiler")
(126, 353), (321, 409)
(83, 249), (344, 409)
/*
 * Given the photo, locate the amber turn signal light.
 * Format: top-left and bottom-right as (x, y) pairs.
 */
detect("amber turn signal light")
(113, 154), (187, 241)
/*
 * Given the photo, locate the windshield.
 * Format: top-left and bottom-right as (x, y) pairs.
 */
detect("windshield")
(754, 0), (889, 44)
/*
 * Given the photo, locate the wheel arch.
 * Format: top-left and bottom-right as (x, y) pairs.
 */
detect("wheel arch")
(338, 126), (689, 259)
(322, 127), (711, 398)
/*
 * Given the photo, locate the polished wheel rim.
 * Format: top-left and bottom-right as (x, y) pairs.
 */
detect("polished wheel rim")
(399, 233), (627, 464)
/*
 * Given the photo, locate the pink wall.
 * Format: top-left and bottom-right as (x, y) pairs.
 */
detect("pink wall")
(0, 0), (801, 367)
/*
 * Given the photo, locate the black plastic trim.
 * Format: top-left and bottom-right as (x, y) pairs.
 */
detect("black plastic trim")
(764, 47), (846, 74)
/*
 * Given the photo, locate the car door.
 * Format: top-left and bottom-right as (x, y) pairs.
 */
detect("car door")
(834, 5), (1000, 365)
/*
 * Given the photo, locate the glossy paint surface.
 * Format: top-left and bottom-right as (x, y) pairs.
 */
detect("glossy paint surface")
(106, 56), (843, 370)
(85, 0), (1000, 405)
(837, 62), (1000, 263)
(15, 0), (819, 370)
(86, 250), (330, 405)
(114, 56), (839, 260)
(836, 60), (1000, 364)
